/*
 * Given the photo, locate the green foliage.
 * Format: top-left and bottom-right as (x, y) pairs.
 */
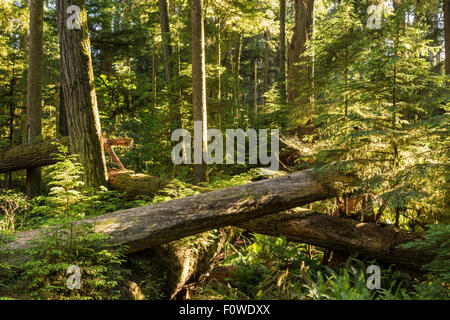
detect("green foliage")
(400, 224), (450, 299)
(15, 144), (129, 300)
(20, 223), (128, 300)
(297, 0), (449, 228)
(194, 233), (434, 300)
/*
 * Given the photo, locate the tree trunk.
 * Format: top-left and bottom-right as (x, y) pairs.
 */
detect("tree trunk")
(288, 0), (314, 106)
(1, 169), (353, 267)
(239, 208), (433, 269)
(152, 42), (158, 110)
(26, 0), (44, 198)
(158, 0), (173, 83)
(279, 0), (287, 103)
(190, 0), (208, 184)
(0, 137), (70, 174)
(1, 176), (435, 270)
(254, 58), (258, 116)
(234, 33), (243, 109)
(56, 0), (108, 188)
(264, 30), (270, 103)
(57, 85), (69, 137)
(445, 0), (450, 75)
(217, 19), (222, 101)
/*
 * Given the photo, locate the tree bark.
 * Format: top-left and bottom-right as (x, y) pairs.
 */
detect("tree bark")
(444, 0), (450, 75)
(279, 0), (287, 103)
(158, 0), (174, 83)
(26, 0), (44, 197)
(239, 208), (433, 269)
(217, 19), (222, 101)
(57, 85), (69, 137)
(254, 58), (258, 116)
(190, 0), (208, 184)
(234, 33), (243, 109)
(56, 0), (108, 188)
(264, 30), (270, 102)
(0, 137), (70, 174)
(288, 0), (314, 105)
(1, 169), (353, 267)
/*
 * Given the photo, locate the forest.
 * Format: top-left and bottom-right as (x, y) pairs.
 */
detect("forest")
(0, 0), (448, 301)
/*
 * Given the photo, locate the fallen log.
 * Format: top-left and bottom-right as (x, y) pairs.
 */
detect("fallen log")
(0, 137), (70, 174)
(238, 209), (433, 269)
(1, 169), (352, 267)
(0, 138), (170, 198)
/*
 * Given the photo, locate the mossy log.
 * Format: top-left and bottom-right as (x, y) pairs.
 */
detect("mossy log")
(238, 208), (433, 269)
(0, 138), (170, 198)
(1, 169), (351, 268)
(0, 137), (70, 174)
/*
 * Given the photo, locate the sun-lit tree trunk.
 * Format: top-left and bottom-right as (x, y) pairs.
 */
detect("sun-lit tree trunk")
(217, 19), (222, 101)
(288, 0), (314, 106)
(26, 0), (44, 197)
(56, 0), (108, 188)
(279, 0), (287, 103)
(190, 0), (208, 184)
(254, 58), (258, 116)
(152, 42), (158, 110)
(234, 32), (242, 110)
(264, 30), (270, 105)
(444, 0), (450, 75)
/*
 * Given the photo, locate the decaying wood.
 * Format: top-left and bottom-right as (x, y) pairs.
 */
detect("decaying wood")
(238, 208), (433, 269)
(108, 170), (171, 198)
(125, 230), (222, 299)
(102, 134), (133, 171)
(1, 169), (352, 267)
(0, 137), (70, 174)
(0, 136), (134, 174)
(0, 137), (180, 198)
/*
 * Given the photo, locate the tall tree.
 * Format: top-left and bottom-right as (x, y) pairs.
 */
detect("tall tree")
(234, 32), (243, 109)
(279, 0), (287, 103)
(26, 0), (44, 197)
(264, 29), (270, 103)
(190, 0), (208, 184)
(56, 0), (108, 188)
(445, 0), (450, 74)
(158, 0), (173, 83)
(288, 0), (314, 106)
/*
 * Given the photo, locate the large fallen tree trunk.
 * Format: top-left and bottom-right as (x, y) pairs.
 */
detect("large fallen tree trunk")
(0, 137), (70, 174)
(0, 138), (171, 197)
(239, 209), (432, 269)
(1, 169), (352, 267)
(0, 140), (434, 271)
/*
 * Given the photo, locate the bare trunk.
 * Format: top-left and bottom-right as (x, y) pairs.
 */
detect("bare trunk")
(190, 0), (208, 184)
(445, 0), (450, 74)
(234, 33), (243, 108)
(56, 0), (108, 188)
(158, 0), (173, 83)
(254, 58), (258, 116)
(217, 19), (222, 101)
(279, 0), (287, 103)
(26, 0), (44, 197)
(288, 0), (314, 106)
(152, 43), (157, 110)
(264, 30), (270, 103)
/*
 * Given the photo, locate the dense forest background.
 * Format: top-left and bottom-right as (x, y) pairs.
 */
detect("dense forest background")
(0, 0), (448, 300)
